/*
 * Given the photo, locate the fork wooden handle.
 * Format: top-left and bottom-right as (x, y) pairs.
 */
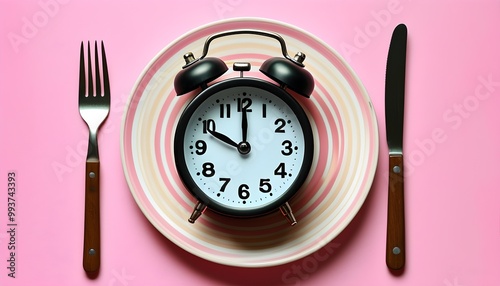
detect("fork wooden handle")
(386, 155), (405, 270)
(83, 160), (100, 273)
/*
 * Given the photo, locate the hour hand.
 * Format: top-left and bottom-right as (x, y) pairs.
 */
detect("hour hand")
(207, 122), (238, 148)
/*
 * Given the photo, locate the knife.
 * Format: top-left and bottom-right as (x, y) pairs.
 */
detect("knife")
(385, 23), (407, 270)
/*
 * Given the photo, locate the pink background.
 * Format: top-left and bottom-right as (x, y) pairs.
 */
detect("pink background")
(0, 0), (499, 285)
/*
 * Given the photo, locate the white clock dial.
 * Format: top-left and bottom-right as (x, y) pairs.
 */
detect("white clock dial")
(175, 78), (313, 216)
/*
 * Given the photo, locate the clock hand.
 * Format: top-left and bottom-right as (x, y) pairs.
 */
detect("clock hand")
(242, 107), (248, 142)
(207, 127), (239, 148)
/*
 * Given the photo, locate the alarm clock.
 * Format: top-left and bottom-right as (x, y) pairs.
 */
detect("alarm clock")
(173, 30), (314, 225)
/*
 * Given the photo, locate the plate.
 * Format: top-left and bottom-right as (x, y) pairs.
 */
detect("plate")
(121, 18), (378, 267)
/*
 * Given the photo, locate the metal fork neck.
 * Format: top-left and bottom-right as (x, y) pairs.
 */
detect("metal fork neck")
(86, 127), (100, 161)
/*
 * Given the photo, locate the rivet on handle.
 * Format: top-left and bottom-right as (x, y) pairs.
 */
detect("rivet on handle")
(392, 165), (401, 173)
(392, 247), (401, 255)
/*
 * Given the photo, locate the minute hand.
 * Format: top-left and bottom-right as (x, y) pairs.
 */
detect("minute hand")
(242, 107), (248, 142)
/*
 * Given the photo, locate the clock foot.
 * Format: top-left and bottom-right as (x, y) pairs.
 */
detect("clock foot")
(280, 202), (297, 226)
(188, 201), (207, 223)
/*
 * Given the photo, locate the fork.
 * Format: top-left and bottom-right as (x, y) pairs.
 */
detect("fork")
(78, 41), (110, 273)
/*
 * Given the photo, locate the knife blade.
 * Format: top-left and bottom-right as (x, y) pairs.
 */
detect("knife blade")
(385, 23), (407, 270)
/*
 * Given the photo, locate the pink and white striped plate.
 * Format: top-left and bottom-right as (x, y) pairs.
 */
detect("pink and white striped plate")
(121, 18), (378, 267)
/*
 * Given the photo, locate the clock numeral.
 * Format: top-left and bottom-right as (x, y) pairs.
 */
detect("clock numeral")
(262, 104), (267, 118)
(237, 98), (252, 112)
(274, 118), (286, 133)
(259, 178), (272, 193)
(274, 163), (288, 178)
(195, 140), (207, 155)
(202, 119), (215, 134)
(219, 177), (231, 192)
(238, 184), (250, 200)
(219, 103), (231, 118)
(281, 140), (293, 156)
(202, 162), (215, 177)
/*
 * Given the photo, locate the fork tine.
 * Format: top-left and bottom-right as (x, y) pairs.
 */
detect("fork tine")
(101, 41), (110, 97)
(87, 41), (93, 97)
(79, 42), (86, 99)
(94, 41), (101, 97)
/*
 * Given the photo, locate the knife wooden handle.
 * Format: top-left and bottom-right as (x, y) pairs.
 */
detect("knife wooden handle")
(386, 154), (405, 270)
(83, 160), (100, 273)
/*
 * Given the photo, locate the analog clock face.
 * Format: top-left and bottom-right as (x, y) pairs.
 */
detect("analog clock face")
(174, 78), (313, 217)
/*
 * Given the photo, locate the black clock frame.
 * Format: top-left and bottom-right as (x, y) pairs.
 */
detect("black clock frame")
(173, 77), (314, 218)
